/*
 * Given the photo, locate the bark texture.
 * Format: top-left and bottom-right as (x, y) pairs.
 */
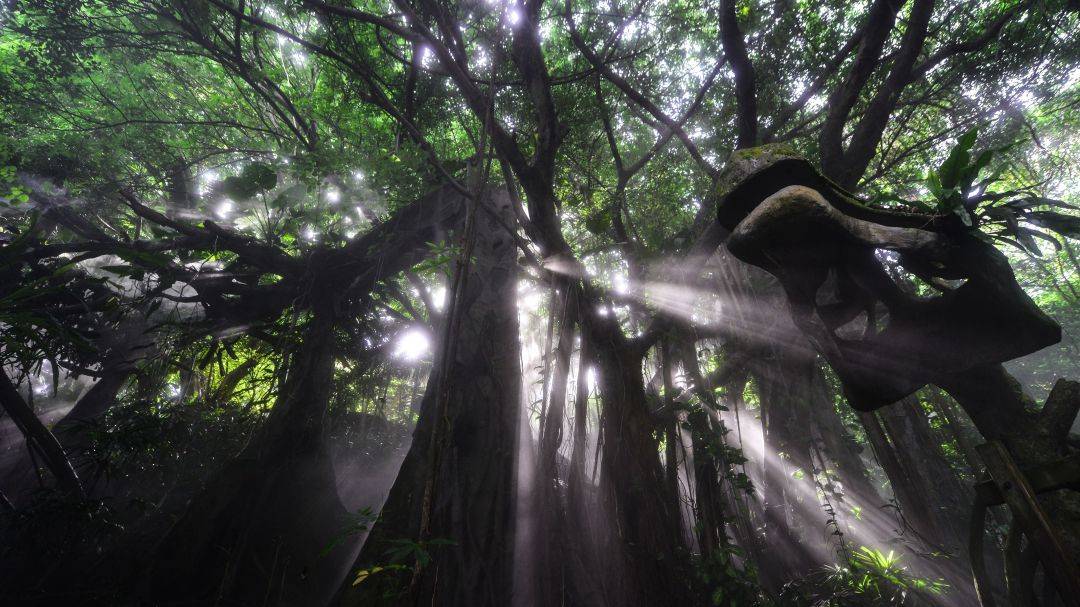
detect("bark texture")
(339, 190), (521, 607)
(588, 331), (695, 606)
(140, 294), (348, 607)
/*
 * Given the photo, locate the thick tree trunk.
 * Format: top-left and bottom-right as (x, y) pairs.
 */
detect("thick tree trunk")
(140, 294), (349, 607)
(858, 410), (939, 535)
(660, 339), (684, 526)
(131, 185), (471, 606)
(928, 387), (984, 478)
(589, 332), (696, 606)
(807, 362), (882, 507)
(875, 395), (992, 603)
(339, 191), (521, 607)
(675, 338), (760, 565)
(750, 349), (823, 577)
(165, 159), (196, 219)
(563, 334), (609, 607)
(877, 396), (970, 552)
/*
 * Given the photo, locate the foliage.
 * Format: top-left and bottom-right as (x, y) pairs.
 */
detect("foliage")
(921, 127), (998, 225)
(0, 0), (1078, 604)
(901, 127), (1080, 256)
(694, 544), (763, 606)
(348, 536), (457, 600)
(322, 507), (377, 557)
(215, 162), (278, 201)
(778, 546), (947, 607)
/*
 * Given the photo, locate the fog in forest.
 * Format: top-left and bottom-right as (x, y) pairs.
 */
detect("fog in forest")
(2, 1), (1080, 606)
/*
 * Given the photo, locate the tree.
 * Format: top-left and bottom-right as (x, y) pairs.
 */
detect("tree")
(2, 1), (1079, 605)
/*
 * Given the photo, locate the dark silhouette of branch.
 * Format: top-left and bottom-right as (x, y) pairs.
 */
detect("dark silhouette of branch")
(720, 0), (758, 148)
(565, 0), (720, 180)
(819, 0), (902, 182)
(0, 369), (85, 499)
(839, 0), (935, 188)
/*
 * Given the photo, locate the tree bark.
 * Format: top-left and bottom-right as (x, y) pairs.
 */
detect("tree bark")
(675, 335), (766, 592)
(588, 330), (695, 606)
(660, 339), (684, 523)
(876, 395), (991, 601)
(878, 396), (970, 550)
(339, 191), (521, 607)
(750, 350), (822, 577)
(139, 273), (348, 606)
(809, 364), (881, 507)
(928, 387), (984, 478)
(719, 0), (758, 148)
(859, 410), (939, 536)
(818, 0), (903, 186)
(535, 288), (577, 606)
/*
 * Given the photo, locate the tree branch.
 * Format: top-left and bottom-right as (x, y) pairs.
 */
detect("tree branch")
(719, 0), (758, 148)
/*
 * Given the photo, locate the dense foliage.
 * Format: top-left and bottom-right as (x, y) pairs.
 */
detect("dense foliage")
(1, 1), (1079, 606)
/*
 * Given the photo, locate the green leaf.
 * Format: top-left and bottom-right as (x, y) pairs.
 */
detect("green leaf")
(351, 566), (384, 586)
(970, 148), (994, 176)
(926, 171), (944, 202)
(938, 127), (978, 190)
(954, 206), (973, 227)
(956, 127), (978, 150)
(958, 148), (993, 195)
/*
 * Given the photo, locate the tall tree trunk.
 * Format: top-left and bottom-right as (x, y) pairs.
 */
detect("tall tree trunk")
(588, 330), (695, 606)
(564, 334), (609, 607)
(660, 339), (684, 525)
(674, 335), (769, 601)
(535, 288), (580, 606)
(808, 362), (882, 507)
(927, 387), (983, 478)
(858, 410), (940, 538)
(877, 396), (970, 552)
(750, 349), (822, 577)
(165, 159), (196, 219)
(875, 395), (991, 603)
(140, 290), (348, 607)
(339, 191), (521, 607)
(133, 185), (471, 606)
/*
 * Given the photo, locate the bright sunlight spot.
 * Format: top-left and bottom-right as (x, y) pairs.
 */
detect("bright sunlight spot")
(394, 328), (431, 361)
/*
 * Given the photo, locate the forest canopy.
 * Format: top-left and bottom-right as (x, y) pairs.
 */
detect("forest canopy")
(1, 0), (1080, 606)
